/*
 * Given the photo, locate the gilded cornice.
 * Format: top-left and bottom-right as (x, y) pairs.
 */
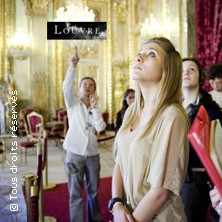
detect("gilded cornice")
(22, 0), (51, 16)
(114, 0), (128, 22)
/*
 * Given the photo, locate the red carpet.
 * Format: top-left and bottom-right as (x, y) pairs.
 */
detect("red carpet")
(44, 177), (113, 222)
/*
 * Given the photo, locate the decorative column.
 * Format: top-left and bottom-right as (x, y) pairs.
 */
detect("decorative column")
(23, 0), (51, 120)
(0, 0), (6, 81)
(187, 0), (196, 56)
(0, 0), (14, 133)
(54, 41), (64, 109)
(53, 0), (64, 109)
(0, 0), (14, 82)
(113, 0), (129, 121)
(106, 0), (113, 125)
(113, 58), (129, 112)
(128, 0), (135, 89)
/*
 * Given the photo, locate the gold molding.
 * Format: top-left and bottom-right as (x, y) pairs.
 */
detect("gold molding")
(107, 0), (113, 123)
(86, 65), (98, 80)
(53, 0), (65, 109)
(178, 0), (182, 54)
(13, 0), (31, 101)
(23, 0), (51, 16)
(114, 0), (128, 22)
(78, 41), (99, 59)
(31, 0), (51, 15)
(54, 41), (64, 108)
(128, 0), (135, 89)
(3, 0), (14, 83)
(0, 0), (6, 81)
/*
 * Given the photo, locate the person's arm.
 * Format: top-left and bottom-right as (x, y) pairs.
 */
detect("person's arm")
(62, 46), (79, 109)
(91, 107), (106, 132)
(62, 66), (76, 109)
(132, 187), (169, 221)
(112, 163), (124, 199)
(112, 163), (135, 222)
(89, 94), (106, 132)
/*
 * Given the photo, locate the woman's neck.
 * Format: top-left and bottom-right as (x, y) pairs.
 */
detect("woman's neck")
(182, 87), (199, 109)
(140, 84), (158, 113)
(131, 84), (157, 131)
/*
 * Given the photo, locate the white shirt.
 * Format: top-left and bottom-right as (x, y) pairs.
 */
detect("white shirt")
(209, 90), (222, 108)
(62, 66), (106, 156)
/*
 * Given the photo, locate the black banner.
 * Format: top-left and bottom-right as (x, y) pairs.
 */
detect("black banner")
(47, 22), (107, 40)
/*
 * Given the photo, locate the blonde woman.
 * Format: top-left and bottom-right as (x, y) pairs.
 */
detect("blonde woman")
(109, 37), (190, 222)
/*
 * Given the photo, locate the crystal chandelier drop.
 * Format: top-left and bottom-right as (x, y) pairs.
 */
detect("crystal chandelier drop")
(140, 13), (178, 43)
(140, 14), (163, 41)
(54, 4), (95, 22)
(9, 32), (31, 60)
(54, 3), (97, 57)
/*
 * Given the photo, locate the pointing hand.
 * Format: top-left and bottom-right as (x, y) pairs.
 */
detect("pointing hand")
(71, 46), (80, 67)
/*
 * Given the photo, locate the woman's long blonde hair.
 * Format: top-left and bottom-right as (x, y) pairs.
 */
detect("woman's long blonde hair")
(118, 37), (188, 139)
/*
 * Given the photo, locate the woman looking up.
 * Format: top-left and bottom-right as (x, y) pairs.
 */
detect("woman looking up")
(110, 37), (190, 222)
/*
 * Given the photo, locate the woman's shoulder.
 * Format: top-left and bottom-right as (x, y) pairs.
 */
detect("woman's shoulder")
(162, 104), (186, 118)
(154, 104), (189, 129)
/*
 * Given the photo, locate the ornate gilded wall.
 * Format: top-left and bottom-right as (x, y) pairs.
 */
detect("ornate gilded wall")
(0, 0), (14, 82)
(0, 0), (192, 125)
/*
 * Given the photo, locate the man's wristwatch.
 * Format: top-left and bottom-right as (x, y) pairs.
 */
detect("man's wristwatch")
(108, 197), (125, 212)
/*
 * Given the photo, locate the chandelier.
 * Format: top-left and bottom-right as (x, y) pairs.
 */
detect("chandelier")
(140, 13), (178, 43)
(54, 3), (96, 57)
(140, 14), (163, 40)
(9, 32), (31, 60)
(54, 4), (95, 22)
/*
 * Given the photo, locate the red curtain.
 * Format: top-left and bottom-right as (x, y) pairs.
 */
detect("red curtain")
(196, 0), (222, 68)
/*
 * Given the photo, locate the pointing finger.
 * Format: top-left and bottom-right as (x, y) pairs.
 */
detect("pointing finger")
(74, 46), (78, 56)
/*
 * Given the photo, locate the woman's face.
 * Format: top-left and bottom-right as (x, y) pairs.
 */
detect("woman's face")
(79, 79), (95, 98)
(132, 42), (163, 85)
(182, 60), (199, 89)
(213, 77), (222, 92)
(126, 92), (135, 105)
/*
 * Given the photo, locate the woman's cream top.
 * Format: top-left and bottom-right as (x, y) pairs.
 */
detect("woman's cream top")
(116, 104), (189, 222)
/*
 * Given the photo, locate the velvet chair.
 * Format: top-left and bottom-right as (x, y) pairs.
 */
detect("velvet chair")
(26, 111), (44, 140)
(45, 109), (66, 141)
(20, 111), (43, 165)
(53, 107), (65, 121)
(58, 109), (67, 122)
(48, 109), (67, 135)
(19, 108), (39, 136)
